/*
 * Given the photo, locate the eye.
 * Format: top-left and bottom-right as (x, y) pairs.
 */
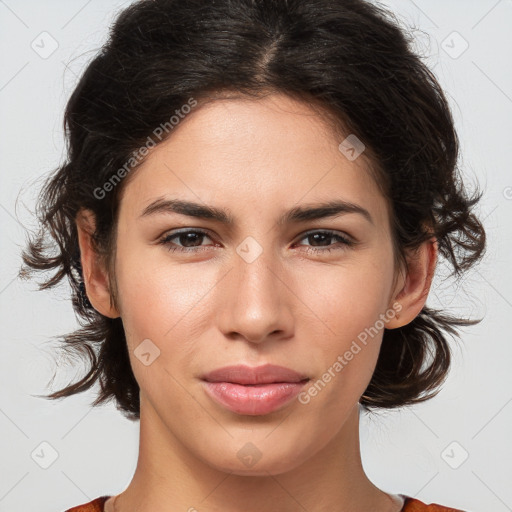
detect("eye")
(158, 228), (356, 255)
(158, 229), (214, 253)
(294, 230), (355, 254)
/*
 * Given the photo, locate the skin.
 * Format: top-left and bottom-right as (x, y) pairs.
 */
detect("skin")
(77, 92), (437, 512)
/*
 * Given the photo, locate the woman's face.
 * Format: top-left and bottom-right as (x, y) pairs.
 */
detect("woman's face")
(113, 92), (403, 475)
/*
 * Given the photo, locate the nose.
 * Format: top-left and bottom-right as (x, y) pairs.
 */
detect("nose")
(216, 241), (294, 345)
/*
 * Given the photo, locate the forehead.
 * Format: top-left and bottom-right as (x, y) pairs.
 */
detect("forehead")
(119, 93), (389, 227)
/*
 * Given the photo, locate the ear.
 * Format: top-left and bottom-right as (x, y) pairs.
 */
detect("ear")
(386, 236), (438, 329)
(76, 208), (120, 318)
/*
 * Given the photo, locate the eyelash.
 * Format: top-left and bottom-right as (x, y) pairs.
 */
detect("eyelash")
(158, 229), (355, 255)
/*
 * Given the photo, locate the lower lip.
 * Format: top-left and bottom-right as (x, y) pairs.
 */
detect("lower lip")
(202, 380), (309, 415)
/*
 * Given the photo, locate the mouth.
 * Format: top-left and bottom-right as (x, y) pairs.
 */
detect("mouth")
(200, 364), (310, 415)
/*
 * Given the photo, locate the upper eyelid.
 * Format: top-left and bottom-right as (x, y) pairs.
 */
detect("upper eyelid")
(161, 227), (212, 239)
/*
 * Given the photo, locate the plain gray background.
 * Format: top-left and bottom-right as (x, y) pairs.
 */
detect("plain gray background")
(1, 1), (511, 511)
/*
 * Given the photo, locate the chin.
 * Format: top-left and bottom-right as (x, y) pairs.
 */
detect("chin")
(200, 436), (313, 477)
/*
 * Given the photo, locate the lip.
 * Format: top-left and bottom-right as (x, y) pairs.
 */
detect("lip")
(201, 364), (310, 415)
(201, 364), (309, 385)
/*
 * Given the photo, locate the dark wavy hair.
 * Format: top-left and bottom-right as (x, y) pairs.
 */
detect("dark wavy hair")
(20, 0), (486, 421)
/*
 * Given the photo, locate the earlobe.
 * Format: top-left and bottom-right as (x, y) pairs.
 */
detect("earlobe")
(75, 208), (120, 318)
(386, 237), (438, 329)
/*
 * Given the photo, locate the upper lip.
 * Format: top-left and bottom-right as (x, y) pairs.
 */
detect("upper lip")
(201, 364), (310, 385)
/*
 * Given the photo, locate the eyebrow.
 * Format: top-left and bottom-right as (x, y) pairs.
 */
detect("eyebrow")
(139, 197), (374, 226)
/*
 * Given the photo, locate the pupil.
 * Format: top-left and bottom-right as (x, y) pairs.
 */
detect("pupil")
(310, 233), (329, 246)
(181, 233), (202, 247)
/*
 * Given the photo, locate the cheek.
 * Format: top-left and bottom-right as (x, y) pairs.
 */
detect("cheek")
(115, 243), (209, 336)
(113, 246), (220, 386)
(299, 256), (394, 397)
(305, 256), (394, 341)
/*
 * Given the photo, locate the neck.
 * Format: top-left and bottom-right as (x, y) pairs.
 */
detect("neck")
(112, 398), (402, 512)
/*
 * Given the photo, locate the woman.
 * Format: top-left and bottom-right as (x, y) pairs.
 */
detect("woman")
(21, 0), (486, 510)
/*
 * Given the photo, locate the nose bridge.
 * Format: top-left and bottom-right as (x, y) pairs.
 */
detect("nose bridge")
(235, 233), (281, 309)
(219, 233), (292, 343)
